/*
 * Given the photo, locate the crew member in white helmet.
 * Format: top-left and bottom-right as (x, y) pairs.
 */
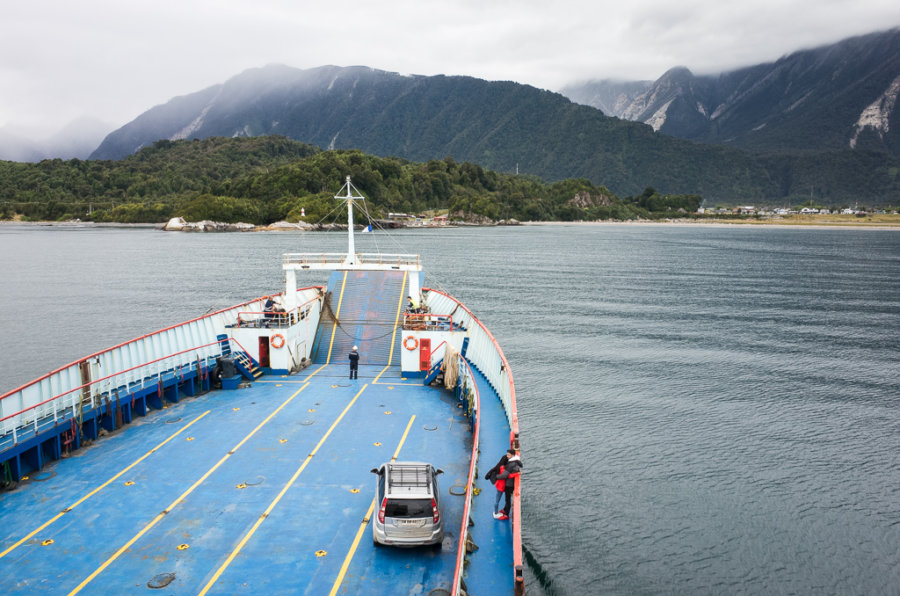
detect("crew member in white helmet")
(349, 346), (359, 379)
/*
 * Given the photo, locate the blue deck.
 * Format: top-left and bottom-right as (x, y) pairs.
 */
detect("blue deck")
(0, 360), (513, 594)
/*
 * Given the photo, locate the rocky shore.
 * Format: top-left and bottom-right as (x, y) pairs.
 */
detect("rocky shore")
(161, 217), (520, 232)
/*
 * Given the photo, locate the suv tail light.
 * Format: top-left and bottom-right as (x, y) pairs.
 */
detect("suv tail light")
(431, 498), (440, 524)
(378, 498), (387, 524)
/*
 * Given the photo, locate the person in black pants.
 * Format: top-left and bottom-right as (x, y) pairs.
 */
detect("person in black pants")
(349, 345), (359, 379)
(497, 450), (522, 518)
(485, 448), (522, 520)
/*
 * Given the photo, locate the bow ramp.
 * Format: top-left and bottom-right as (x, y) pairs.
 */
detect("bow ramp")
(313, 269), (411, 365)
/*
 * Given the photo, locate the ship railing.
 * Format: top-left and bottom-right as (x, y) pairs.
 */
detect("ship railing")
(425, 287), (523, 595)
(0, 286), (324, 443)
(236, 309), (290, 328)
(234, 296), (317, 329)
(401, 312), (454, 331)
(451, 356), (480, 596)
(423, 290), (517, 428)
(283, 252), (420, 268)
(424, 340), (450, 373)
(0, 339), (226, 447)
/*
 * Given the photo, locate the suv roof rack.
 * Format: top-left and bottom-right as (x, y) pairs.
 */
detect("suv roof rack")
(387, 463), (432, 491)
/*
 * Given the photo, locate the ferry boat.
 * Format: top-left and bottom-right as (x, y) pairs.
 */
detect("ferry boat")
(0, 178), (523, 595)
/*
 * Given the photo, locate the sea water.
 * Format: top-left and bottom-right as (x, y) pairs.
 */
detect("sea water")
(1, 223), (899, 594)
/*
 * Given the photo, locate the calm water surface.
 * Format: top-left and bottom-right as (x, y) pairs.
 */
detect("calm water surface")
(2, 223), (899, 595)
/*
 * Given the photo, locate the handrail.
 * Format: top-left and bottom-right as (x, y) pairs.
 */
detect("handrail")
(431, 340), (448, 356)
(0, 337), (231, 426)
(283, 252), (420, 268)
(236, 293), (320, 326)
(225, 337), (255, 366)
(423, 340), (449, 375)
(451, 357), (480, 596)
(402, 312), (454, 331)
(423, 287), (523, 594)
(0, 286), (324, 403)
(237, 310), (291, 327)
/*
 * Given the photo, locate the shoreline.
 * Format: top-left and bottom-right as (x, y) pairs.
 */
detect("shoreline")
(3, 219), (899, 232)
(522, 219), (900, 231)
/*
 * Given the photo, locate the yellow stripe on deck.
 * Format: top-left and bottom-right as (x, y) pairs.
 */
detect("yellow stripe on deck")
(66, 384), (310, 596)
(198, 383), (372, 595)
(0, 410), (210, 561)
(328, 414), (416, 596)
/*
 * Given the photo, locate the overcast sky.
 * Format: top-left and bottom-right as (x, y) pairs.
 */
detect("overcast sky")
(2, 0), (899, 136)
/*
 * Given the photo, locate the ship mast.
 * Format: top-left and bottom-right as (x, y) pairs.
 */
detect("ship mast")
(335, 175), (364, 267)
(282, 176), (422, 313)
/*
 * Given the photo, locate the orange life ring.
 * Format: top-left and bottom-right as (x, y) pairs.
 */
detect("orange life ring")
(403, 336), (418, 351)
(271, 333), (286, 349)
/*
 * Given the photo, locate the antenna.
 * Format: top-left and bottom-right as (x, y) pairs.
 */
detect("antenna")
(334, 175), (365, 267)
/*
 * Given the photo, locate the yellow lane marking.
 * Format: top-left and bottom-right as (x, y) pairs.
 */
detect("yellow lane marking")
(0, 410), (210, 561)
(373, 379), (424, 387)
(66, 384), (310, 596)
(303, 363), (329, 380)
(328, 414), (416, 596)
(373, 270), (409, 384)
(325, 271), (349, 365)
(257, 362), (329, 384)
(335, 498), (377, 586)
(390, 415), (416, 462)
(198, 383), (370, 596)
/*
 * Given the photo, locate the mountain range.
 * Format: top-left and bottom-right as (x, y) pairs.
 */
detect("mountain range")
(3, 29), (898, 203)
(561, 28), (900, 157)
(92, 64), (793, 200)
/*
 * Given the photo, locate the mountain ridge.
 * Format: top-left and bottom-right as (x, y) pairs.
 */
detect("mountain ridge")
(92, 65), (787, 200)
(561, 28), (900, 156)
(81, 31), (900, 202)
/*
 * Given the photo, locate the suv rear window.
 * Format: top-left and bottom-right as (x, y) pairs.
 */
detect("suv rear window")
(384, 498), (431, 518)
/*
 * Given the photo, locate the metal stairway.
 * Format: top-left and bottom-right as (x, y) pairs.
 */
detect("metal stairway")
(217, 334), (264, 381)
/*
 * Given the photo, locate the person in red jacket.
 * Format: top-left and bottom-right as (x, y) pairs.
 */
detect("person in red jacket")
(492, 465), (507, 519)
(497, 452), (522, 519)
(486, 449), (519, 520)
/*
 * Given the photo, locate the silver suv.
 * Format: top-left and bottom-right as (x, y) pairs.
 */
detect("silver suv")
(370, 461), (444, 547)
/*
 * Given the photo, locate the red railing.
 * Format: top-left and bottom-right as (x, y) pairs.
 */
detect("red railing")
(425, 287), (523, 595)
(427, 340), (449, 364)
(236, 293), (321, 327)
(225, 337), (254, 365)
(401, 312), (454, 330)
(451, 357), (480, 595)
(0, 337), (249, 430)
(0, 287), (324, 404)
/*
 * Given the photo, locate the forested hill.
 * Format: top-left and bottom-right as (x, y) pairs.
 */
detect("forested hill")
(88, 65), (900, 203)
(0, 136), (701, 224)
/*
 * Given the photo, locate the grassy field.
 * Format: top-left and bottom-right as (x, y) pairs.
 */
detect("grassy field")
(726, 213), (900, 227)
